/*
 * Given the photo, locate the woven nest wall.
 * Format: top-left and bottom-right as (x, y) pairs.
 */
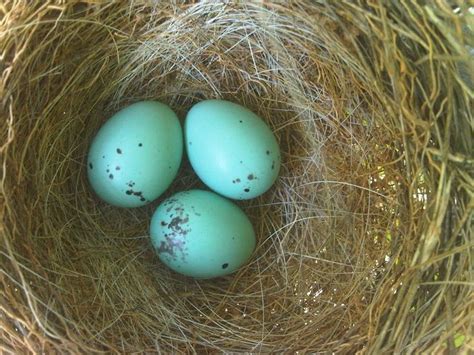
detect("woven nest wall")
(1, 1), (473, 353)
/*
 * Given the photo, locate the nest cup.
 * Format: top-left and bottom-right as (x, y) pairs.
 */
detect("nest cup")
(1, 2), (472, 353)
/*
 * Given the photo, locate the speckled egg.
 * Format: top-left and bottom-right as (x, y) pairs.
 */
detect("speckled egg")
(185, 100), (281, 200)
(87, 101), (182, 208)
(150, 189), (256, 279)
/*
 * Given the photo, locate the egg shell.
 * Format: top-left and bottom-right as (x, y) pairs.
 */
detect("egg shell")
(185, 100), (281, 200)
(150, 189), (256, 279)
(87, 101), (182, 208)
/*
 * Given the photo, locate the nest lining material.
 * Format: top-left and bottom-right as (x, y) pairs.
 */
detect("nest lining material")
(1, 1), (472, 353)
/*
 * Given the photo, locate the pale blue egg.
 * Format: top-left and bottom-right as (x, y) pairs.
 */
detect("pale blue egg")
(150, 190), (256, 279)
(87, 101), (182, 208)
(185, 100), (280, 200)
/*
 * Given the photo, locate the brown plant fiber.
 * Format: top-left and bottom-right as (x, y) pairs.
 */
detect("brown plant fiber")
(1, 1), (473, 353)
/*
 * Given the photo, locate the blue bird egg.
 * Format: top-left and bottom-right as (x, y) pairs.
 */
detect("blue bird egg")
(185, 100), (280, 200)
(150, 190), (256, 279)
(87, 101), (183, 208)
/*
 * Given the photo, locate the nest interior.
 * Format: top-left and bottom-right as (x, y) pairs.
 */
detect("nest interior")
(1, 1), (472, 353)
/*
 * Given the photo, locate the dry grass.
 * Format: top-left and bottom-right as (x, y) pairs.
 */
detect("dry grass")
(1, 1), (472, 353)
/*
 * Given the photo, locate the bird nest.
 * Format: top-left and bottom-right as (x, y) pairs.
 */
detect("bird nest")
(1, 1), (472, 353)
